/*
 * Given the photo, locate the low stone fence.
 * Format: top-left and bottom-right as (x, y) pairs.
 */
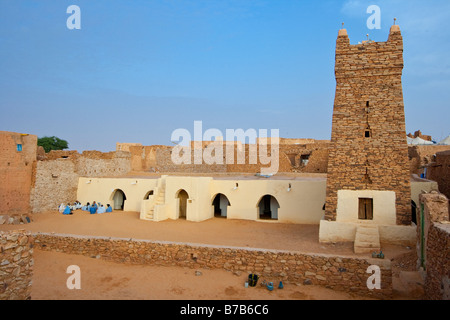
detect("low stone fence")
(0, 230), (34, 300)
(419, 192), (450, 300)
(34, 232), (392, 299)
(424, 223), (450, 300)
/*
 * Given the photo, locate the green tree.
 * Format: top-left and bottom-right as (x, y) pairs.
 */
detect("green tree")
(38, 136), (69, 153)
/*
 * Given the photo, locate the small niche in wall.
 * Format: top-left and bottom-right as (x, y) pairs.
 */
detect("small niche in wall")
(364, 125), (372, 138)
(17, 144), (23, 152)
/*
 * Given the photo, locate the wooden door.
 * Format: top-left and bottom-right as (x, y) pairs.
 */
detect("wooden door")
(359, 198), (373, 220)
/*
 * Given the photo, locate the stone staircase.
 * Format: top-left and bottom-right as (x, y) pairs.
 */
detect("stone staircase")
(354, 224), (381, 254)
(142, 177), (166, 221)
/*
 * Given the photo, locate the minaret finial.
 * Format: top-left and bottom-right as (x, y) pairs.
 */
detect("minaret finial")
(394, 17), (397, 25)
(342, 22), (345, 29)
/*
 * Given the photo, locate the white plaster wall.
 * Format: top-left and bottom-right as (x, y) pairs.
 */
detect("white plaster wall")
(411, 180), (439, 206)
(336, 189), (397, 225)
(164, 176), (213, 222)
(319, 220), (357, 242)
(77, 177), (437, 229)
(209, 178), (326, 224)
(77, 176), (326, 224)
(77, 177), (158, 212)
(319, 220), (416, 245)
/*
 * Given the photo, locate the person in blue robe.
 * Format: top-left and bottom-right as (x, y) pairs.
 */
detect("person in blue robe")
(97, 205), (106, 214)
(63, 204), (73, 215)
(89, 205), (97, 214)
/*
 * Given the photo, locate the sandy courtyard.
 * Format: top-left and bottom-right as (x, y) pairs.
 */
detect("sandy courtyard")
(1, 210), (420, 300)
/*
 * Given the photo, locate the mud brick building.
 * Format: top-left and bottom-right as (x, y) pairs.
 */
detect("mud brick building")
(0, 131), (37, 217)
(427, 150), (450, 212)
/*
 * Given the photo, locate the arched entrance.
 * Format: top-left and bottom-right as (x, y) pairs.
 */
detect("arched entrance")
(258, 195), (279, 220)
(111, 189), (126, 211)
(176, 189), (189, 219)
(144, 190), (154, 200)
(212, 193), (231, 218)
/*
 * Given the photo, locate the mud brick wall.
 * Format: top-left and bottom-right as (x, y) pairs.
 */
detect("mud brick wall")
(409, 146), (450, 175)
(129, 145), (162, 172)
(155, 146), (228, 173)
(129, 141), (330, 174)
(0, 132), (37, 216)
(419, 192), (450, 300)
(427, 151), (450, 205)
(281, 142), (330, 173)
(325, 27), (411, 225)
(34, 233), (393, 299)
(30, 151), (131, 213)
(424, 223), (450, 300)
(0, 230), (34, 300)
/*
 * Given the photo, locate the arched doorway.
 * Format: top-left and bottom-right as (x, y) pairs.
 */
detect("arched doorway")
(111, 189), (126, 210)
(144, 190), (154, 200)
(212, 193), (231, 218)
(177, 189), (189, 219)
(258, 195), (279, 220)
(411, 200), (417, 225)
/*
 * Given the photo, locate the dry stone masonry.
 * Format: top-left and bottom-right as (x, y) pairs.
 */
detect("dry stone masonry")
(33, 232), (393, 299)
(30, 150), (132, 213)
(325, 26), (411, 225)
(418, 192), (450, 300)
(0, 230), (34, 300)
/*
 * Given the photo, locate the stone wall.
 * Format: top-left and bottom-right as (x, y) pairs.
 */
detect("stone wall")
(0, 131), (37, 216)
(0, 230), (34, 300)
(409, 145), (450, 175)
(30, 150), (131, 213)
(325, 26), (411, 225)
(128, 142), (329, 174)
(33, 232), (393, 299)
(418, 192), (450, 300)
(156, 146), (228, 174)
(424, 223), (450, 300)
(281, 142), (329, 173)
(407, 130), (433, 142)
(427, 150), (450, 207)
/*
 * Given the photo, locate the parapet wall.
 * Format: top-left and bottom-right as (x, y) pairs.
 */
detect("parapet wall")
(34, 232), (393, 299)
(0, 230), (34, 300)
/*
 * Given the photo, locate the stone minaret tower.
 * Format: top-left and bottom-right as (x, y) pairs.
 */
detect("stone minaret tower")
(324, 24), (411, 227)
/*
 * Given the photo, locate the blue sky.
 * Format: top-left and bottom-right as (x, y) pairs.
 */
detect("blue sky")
(0, 0), (449, 151)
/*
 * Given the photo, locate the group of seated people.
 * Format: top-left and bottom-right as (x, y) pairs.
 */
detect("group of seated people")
(82, 201), (113, 214)
(59, 201), (113, 215)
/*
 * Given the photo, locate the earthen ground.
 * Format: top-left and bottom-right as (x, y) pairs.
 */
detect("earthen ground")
(0, 211), (420, 300)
